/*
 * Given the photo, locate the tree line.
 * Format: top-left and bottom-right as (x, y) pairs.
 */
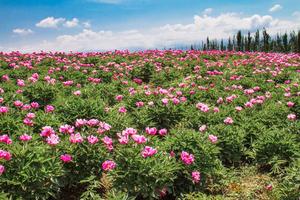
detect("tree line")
(188, 29), (300, 53)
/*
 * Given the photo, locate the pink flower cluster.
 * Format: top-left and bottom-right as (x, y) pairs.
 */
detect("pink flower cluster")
(180, 151), (194, 165)
(141, 146), (157, 158)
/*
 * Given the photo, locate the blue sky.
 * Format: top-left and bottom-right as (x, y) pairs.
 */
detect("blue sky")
(0, 0), (299, 51)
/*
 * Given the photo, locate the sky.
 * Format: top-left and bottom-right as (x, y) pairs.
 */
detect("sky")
(0, 0), (299, 52)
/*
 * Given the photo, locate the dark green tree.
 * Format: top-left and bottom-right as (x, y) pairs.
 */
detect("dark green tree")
(262, 28), (270, 52)
(283, 33), (288, 52)
(236, 30), (242, 51)
(254, 29), (260, 51)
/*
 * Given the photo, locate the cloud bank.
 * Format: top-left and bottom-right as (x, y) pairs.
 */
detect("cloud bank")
(7, 11), (300, 52)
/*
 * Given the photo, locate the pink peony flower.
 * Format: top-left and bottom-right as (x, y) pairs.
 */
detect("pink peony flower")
(26, 112), (36, 119)
(19, 134), (32, 141)
(213, 107), (220, 113)
(69, 133), (84, 143)
(0, 150), (12, 160)
(145, 127), (157, 135)
(118, 106), (127, 113)
(0, 106), (9, 114)
(235, 106), (243, 111)
(136, 101), (144, 107)
(172, 98), (180, 105)
(73, 90), (81, 96)
(217, 97), (224, 104)
(132, 134), (147, 144)
(208, 134), (218, 143)
(75, 119), (87, 127)
(118, 134), (129, 144)
(141, 146), (157, 158)
(87, 135), (99, 144)
(158, 128), (168, 136)
(287, 101), (294, 107)
(180, 151), (194, 165)
(161, 98), (169, 105)
(199, 125), (207, 132)
(191, 171), (201, 183)
(224, 117), (234, 125)
(115, 95), (123, 101)
(40, 126), (55, 137)
(17, 79), (25, 87)
(244, 101), (254, 108)
(60, 154), (72, 163)
(22, 104), (31, 110)
(87, 119), (99, 127)
(30, 102), (40, 109)
(14, 100), (23, 107)
(102, 136), (113, 145)
(46, 134), (60, 146)
(102, 160), (116, 171)
(59, 124), (75, 134)
(0, 165), (5, 175)
(45, 105), (55, 113)
(287, 114), (296, 121)
(122, 127), (137, 136)
(23, 118), (34, 126)
(0, 134), (12, 144)
(196, 102), (210, 112)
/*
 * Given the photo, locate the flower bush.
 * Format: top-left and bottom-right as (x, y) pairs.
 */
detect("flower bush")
(0, 50), (299, 199)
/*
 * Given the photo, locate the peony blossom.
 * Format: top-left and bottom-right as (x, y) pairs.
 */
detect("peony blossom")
(69, 133), (84, 143)
(0, 150), (12, 160)
(40, 126), (55, 137)
(115, 95), (123, 101)
(196, 102), (210, 112)
(287, 114), (296, 121)
(191, 171), (201, 183)
(19, 134), (32, 142)
(102, 160), (116, 171)
(224, 117), (234, 125)
(0, 165), (5, 175)
(145, 127), (157, 135)
(97, 121), (111, 134)
(45, 105), (55, 113)
(59, 124), (75, 134)
(87, 135), (99, 144)
(208, 134), (218, 143)
(0, 134), (12, 144)
(132, 134), (147, 144)
(158, 128), (167, 136)
(180, 151), (194, 165)
(199, 125), (207, 132)
(46, 134), (60, 146)
(141, 146), (157, 158)
(0, 106), (9, 114)
(118, 106), (127, 113)
(161, 98), (169, 105)
(60, 154), (72, 163)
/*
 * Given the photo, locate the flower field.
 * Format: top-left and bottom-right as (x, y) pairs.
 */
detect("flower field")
(0, 50), (299, 199)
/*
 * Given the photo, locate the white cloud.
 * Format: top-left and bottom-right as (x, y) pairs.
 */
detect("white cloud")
(269, 4), (282, 12)
(6, 12), (300, 52)
(83, 21), (91, 28)
(293, 11), (300, 19)
(12, 28), (34, 36)
(36, 17), (66, 28)
(202, 8), (213, 15)
(63, 18), (79, 28)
